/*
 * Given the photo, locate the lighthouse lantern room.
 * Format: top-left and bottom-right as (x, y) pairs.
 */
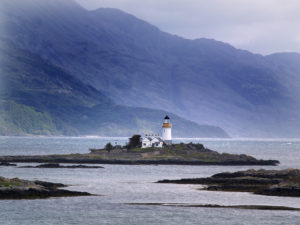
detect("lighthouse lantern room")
(162, 115), (172, 145)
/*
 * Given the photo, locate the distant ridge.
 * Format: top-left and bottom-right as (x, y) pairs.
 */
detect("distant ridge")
(1, 0), (300, 137)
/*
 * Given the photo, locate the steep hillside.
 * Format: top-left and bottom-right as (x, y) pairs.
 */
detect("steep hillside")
(0, 39), (228, 137)
(1, 0), (300, 137)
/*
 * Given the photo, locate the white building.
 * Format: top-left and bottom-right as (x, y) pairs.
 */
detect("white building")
(141, 136), (164, 148)
(141, 115), (173, 148)
(162, 115), (172, 145)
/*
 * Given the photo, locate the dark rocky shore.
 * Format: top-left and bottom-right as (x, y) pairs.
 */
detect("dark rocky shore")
(127, 203), (300, 211)
(0, 143), (279, 166)
(19, 163), (104, 169)
(0, 177), (93, 199)
(0, 162), (17, 166)
(158, 169), (300, 197)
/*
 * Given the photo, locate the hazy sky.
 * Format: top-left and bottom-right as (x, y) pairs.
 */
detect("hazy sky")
(75, 0), (300, 55)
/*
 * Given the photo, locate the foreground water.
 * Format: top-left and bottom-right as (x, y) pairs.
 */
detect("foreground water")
(0, 137), (300, 224)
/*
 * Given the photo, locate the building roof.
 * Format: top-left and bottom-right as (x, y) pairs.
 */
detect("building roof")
(155, 137), (164, 142)
(164, 115), (170, 120)
(142, 137), (152, 141)
(142, 137), (164, 143)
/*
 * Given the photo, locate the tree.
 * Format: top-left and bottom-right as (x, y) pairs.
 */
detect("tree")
(105, 142), (113, 152)
(127, 134), (141, 149)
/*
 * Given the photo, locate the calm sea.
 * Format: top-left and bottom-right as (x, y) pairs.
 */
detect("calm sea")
(0, 137), (300, 225)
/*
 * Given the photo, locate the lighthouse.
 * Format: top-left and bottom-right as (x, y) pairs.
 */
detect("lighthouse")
(162, 115), (172, 145)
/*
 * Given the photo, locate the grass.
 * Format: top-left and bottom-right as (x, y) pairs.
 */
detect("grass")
(0, 177), (22, 187)
(130, 147), (151, 152)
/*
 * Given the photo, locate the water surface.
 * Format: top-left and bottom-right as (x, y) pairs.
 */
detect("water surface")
(0, 137), (300, 224)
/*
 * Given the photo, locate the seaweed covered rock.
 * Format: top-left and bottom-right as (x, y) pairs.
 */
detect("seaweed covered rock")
(0, 162), (17, 166)
(158, 169), (300, 197)
(19, 163), (104, 169)
(0, 176), (93, 199)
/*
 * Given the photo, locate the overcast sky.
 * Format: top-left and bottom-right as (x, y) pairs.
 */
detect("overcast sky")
(75, 0), (300, 55)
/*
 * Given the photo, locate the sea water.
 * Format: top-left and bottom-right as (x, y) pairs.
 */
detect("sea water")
(0, 137), (300, 225)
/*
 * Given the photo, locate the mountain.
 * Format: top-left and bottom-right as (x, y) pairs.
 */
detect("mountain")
(266, 52), (300, 75)
(0, 39), (228, 137)
(1, 0), (300, 137)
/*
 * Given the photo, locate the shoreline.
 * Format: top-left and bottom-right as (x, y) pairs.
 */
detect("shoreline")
(0, 142), (280, 166)
(0, 177), (94, 200)
(157, 169), (300, 197)
(126, 203), (300, 211)
(0, 156), (279, 166)
(0, 143), (280, 166)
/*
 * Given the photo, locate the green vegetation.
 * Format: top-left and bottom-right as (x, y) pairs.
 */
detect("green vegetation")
(105, 143), (113, 152)
(129, 147), (152, 152)
(126, 134), (142, 149)
(0, 177), (22, 187)
(0, 176), (93, 199)
(0, 100), (60, 135)
(84, 142), (278, 165)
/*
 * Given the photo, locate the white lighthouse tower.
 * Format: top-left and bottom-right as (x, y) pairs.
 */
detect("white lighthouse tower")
(162, 115), (172, 145)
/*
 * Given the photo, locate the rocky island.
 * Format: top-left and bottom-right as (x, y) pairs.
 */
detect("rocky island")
(0, 176), (93, 199)
(0, 142), (278, 166)
(158, 169), (300, 197)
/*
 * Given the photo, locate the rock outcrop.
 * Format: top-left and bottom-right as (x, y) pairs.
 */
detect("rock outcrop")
(19, 163), (104, 169)
(0, 177), (93, 199)
(0, 162), (17, 166)
(158, 169), (300, 197)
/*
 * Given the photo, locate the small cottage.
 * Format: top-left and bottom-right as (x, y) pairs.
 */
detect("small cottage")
(141, 136), (164, 148)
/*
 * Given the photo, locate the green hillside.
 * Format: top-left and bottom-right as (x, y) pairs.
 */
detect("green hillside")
(0, 100), (58, 135)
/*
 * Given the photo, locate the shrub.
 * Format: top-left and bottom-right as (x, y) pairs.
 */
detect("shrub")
(127, 134), (142, 149)
(105, 142), (113, 152)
